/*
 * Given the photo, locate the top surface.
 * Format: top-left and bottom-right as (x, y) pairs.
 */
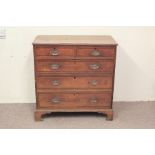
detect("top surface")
(33, 35), (117, 45)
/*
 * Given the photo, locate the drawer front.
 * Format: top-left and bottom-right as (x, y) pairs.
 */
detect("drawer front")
(38, 92), (112, 108)
(36, 60), (114, 73)
(35, 46), (75, 57)
(77, 46), (115, 58)
(36, 76), (113, 89)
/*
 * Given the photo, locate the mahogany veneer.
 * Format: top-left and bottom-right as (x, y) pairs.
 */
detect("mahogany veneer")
(33, 35), (117, 121)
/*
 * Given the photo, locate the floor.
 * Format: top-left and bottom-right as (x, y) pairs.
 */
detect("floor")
(0, 102), (155, 129)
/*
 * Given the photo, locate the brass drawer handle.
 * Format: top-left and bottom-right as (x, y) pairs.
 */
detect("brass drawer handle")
(50, 49), (59, 56)
(90, 97), (98, 104)
(90, 64), (100, 70)
(51, 97), (61, 104)
(52, 80), (60, 86)
(91, 50), (101, 56)
(90, 80), (98, 86)
(51, 64), (61, 70)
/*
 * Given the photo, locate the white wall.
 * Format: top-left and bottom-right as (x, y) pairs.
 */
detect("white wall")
(0, 27), (155, 103)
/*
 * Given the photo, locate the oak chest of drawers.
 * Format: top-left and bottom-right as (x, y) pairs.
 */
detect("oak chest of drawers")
(33, 35), (117, 121)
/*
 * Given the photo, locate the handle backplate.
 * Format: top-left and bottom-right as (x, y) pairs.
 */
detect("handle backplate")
(50, 49), (59, 56)
(90, 64), (100, 70)
(89, 97), (98, 104)
(51, 97), (61, 104)
(90, 80), (98, 86)
(52, 80), (60, 86)
(51, 64), (61, 70)
(90, 50), (101, 56)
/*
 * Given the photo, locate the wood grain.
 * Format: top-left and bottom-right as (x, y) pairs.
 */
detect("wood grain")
(36, 60), (114, 73)
(33, 35), (117, 45)
(38, 92), (112, 108)
(35, 45), (75, 57)
(36, 76), (113, 89)
(33, 35), (117, 121)
(77, 46), (115, 57)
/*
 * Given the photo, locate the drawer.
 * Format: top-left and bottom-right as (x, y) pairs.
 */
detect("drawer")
(35, 46), (75, 57)
(38, 92), (112, 108)
(36, 76), (113, 89)
(36, 60), (114, 73)
(77, 46), (115, 58)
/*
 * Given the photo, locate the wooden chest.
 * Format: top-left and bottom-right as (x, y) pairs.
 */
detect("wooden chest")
(33, 35), (117, 121)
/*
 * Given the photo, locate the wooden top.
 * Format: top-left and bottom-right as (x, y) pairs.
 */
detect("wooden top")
(33, 35), (117, 45)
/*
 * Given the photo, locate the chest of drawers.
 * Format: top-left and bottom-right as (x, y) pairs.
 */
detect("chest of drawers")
(33, 35), (117, 121)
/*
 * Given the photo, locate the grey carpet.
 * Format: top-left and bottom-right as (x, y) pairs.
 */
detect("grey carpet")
(0, 102), (155, 129)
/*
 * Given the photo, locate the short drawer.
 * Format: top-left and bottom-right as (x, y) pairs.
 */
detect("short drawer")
(38, 92), (112, 108)
(36, 60), (114, 73)
(36, 76), (113, 89)
(77, 46), (115, 58)
(35, 46), (75, 57)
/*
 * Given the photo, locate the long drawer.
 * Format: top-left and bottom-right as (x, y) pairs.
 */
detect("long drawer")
(36, 60), (114, 73)
(38, 92), (112, 108)
(36, 76), (113, 89)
